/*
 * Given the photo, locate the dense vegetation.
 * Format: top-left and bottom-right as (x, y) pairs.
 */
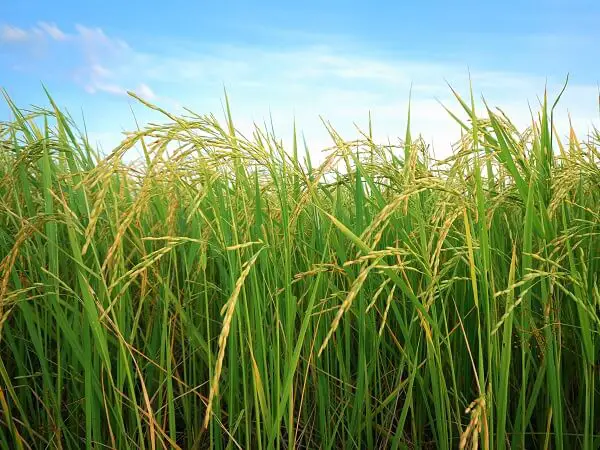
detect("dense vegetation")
(0, 87), (599, 449)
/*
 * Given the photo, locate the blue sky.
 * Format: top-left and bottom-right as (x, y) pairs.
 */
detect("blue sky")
(1, 0), (599, 158)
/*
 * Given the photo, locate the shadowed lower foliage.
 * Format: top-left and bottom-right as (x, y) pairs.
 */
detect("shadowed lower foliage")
(0, 87), (599, 449)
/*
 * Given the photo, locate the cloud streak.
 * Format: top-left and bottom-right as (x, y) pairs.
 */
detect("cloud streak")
(1, 22), (598, 158)
(1, 22), (151, 100)
(1, 25), (29, 42)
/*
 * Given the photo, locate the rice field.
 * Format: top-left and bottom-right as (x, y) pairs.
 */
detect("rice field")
(0, 87), (599, 449)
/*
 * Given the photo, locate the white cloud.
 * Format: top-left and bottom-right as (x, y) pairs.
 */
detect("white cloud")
(1, 22), (69, 42)
(125, 44), (595, 158)
(1, 22), (142, 98)
(85, 82), (126, 96)
(90, 63), (112, 78)
(135, 83), (156, 100)
(2, 22), (598, 160)
(0, 25), (29, 42)
(36, 22), (68, 41)
(73, 24), (129, 54)
(84, 81), (157, 102)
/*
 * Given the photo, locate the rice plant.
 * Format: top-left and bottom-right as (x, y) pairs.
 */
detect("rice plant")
(0, 86), (598, 449)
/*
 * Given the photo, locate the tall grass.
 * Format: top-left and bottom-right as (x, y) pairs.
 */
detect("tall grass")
(0, 86), (599, 449)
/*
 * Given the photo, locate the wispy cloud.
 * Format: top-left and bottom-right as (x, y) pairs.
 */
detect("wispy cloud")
(1, 22), (597, 157)
(0, 22), (153, 100)
(1, 25), (30, 42)
(36, 22), (68, 41)
(1, 22), (75, 43)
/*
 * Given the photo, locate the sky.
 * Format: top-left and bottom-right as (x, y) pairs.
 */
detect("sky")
(1, 0), (599, 160)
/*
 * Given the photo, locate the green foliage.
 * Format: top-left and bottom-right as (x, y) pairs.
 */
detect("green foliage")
(0, 87), (599, 449)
